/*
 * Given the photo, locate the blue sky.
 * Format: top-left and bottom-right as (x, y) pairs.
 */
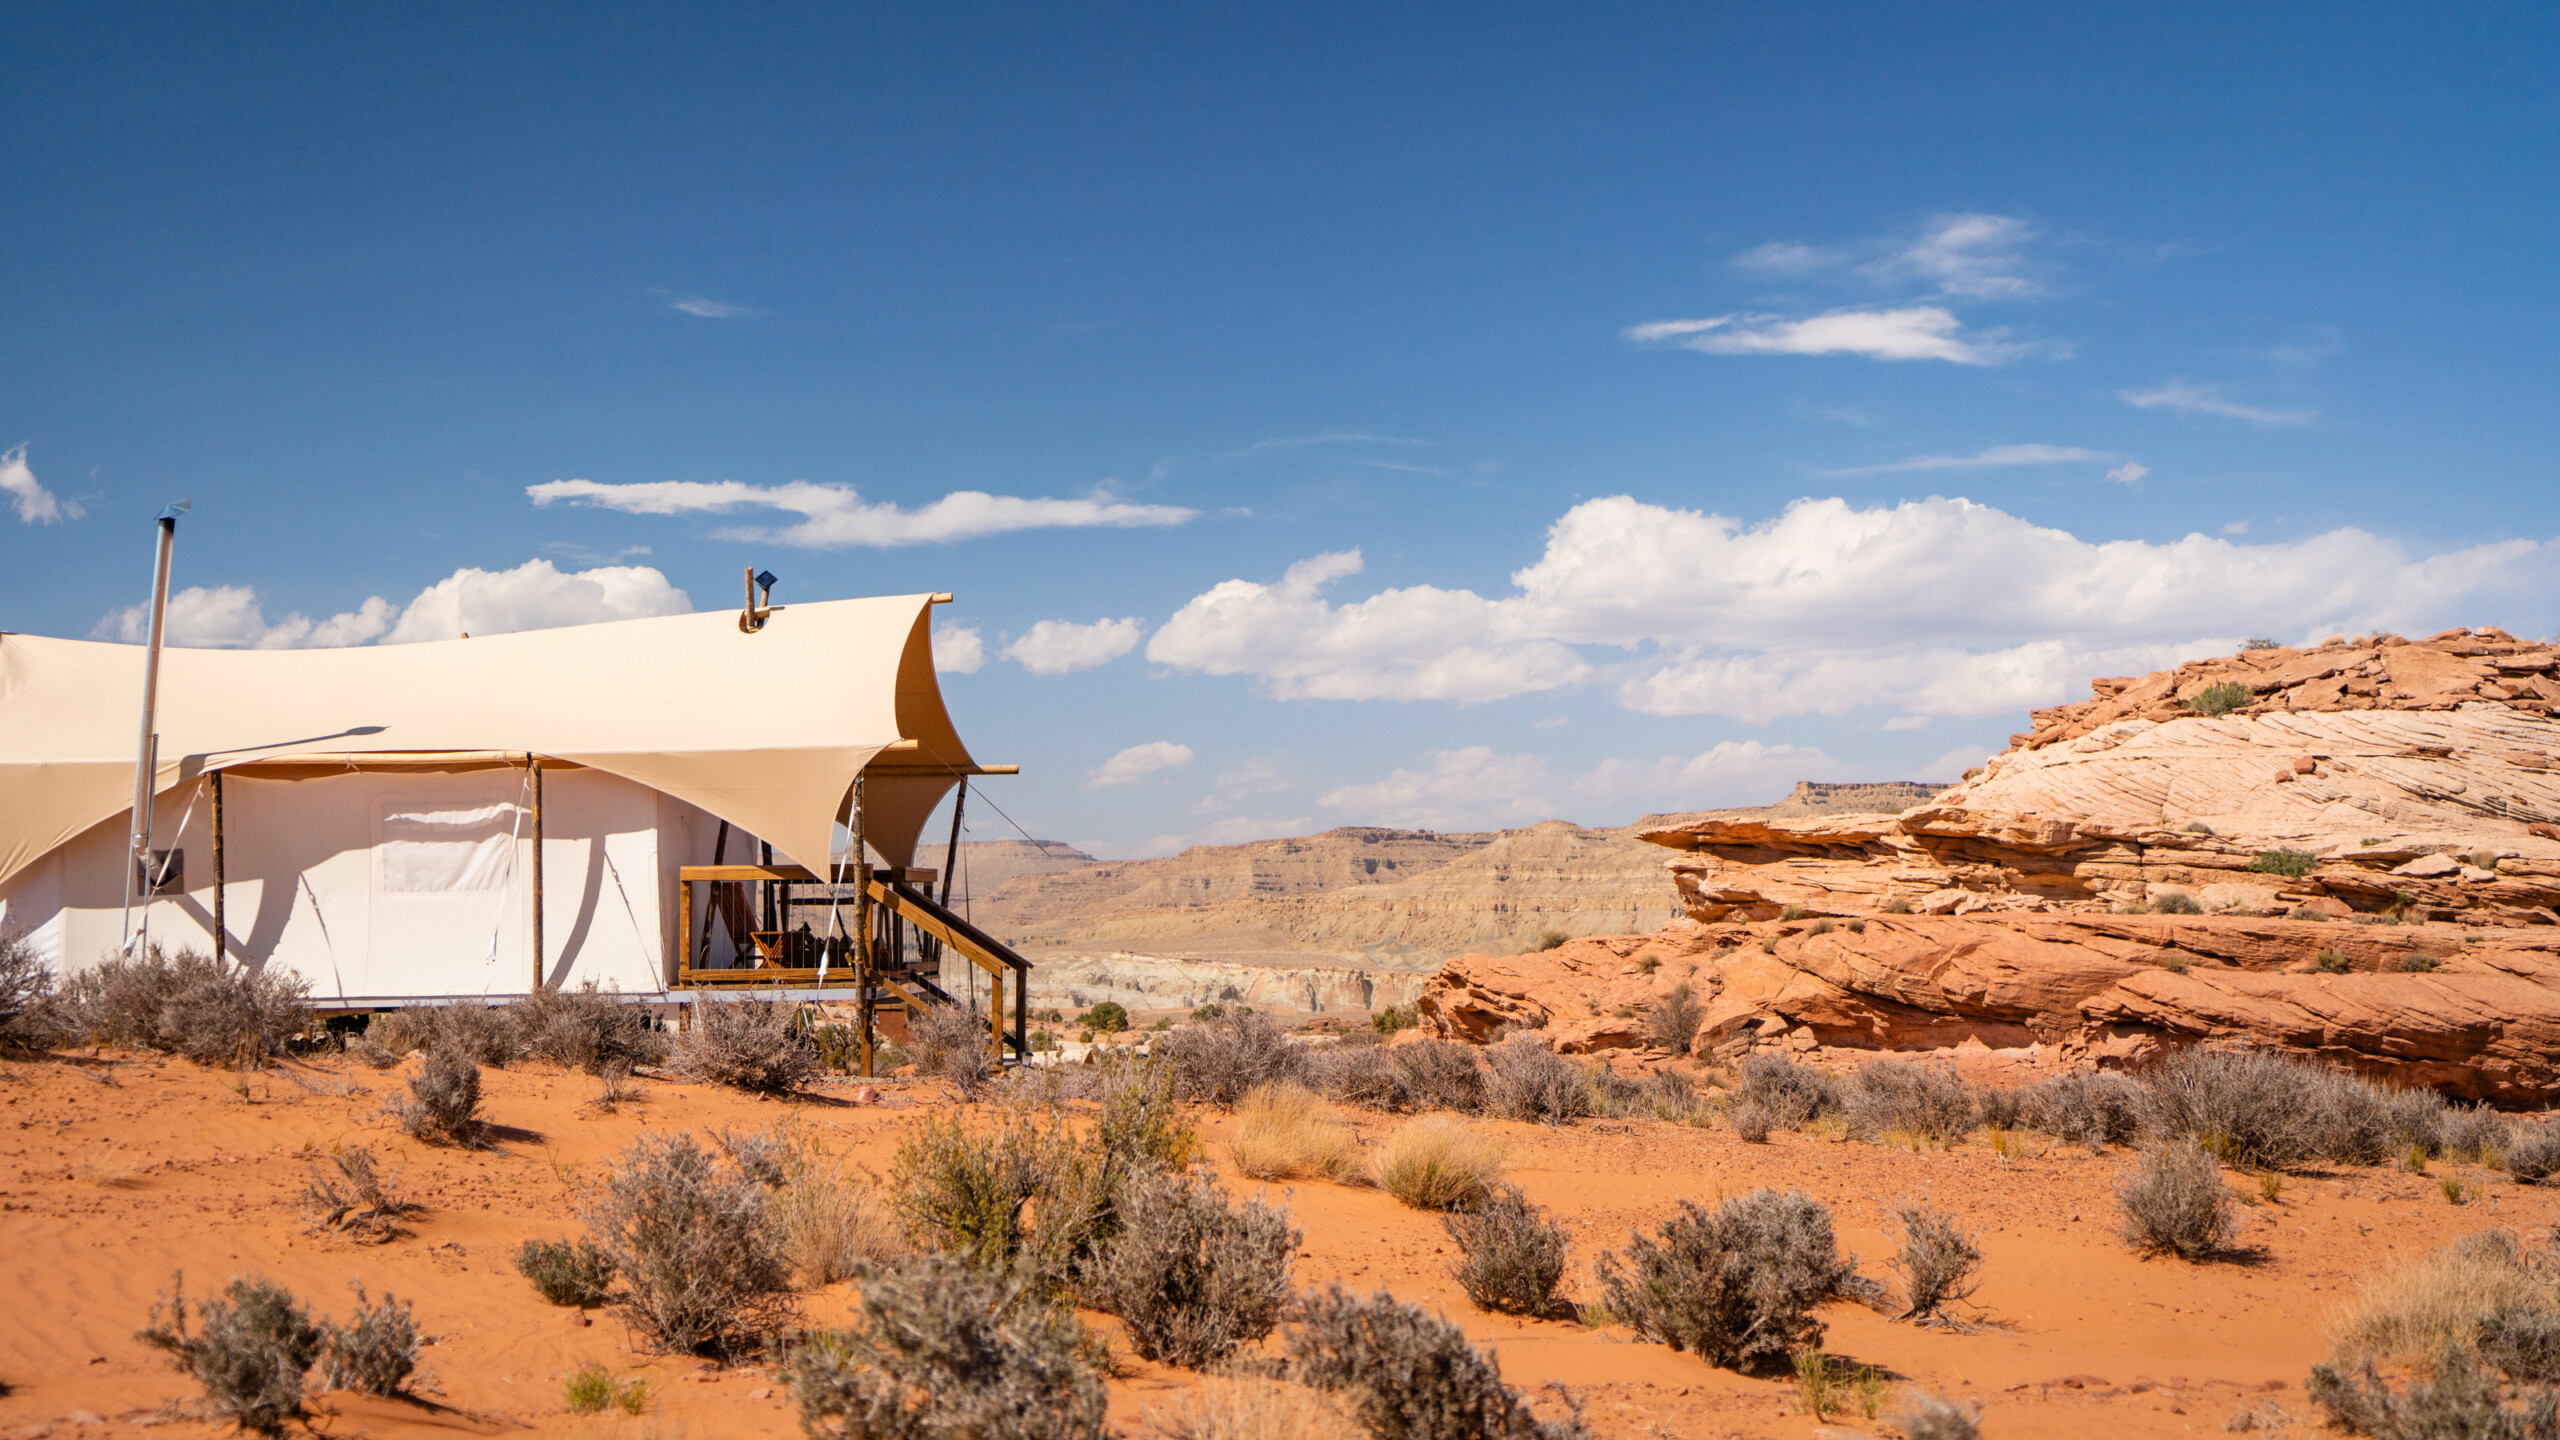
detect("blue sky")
(6, 5), (2558, 856)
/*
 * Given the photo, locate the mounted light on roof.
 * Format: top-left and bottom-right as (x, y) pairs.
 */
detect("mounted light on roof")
(740, 567), (780, 633)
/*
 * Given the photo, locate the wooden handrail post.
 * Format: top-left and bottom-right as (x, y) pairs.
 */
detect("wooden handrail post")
(529, 756), (545, 993)
(210, 771), (225, 964)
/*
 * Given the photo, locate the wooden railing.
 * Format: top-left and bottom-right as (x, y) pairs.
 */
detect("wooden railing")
(672, 863), (1030, 1071)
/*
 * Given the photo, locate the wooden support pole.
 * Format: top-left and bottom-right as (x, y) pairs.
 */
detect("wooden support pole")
(674, 867), (691, 991)
(210, 771), (225, 963)
(529, 756), (545, 993)
(1013, 962), (1026, 1060)
(852, 777), (873, 1078)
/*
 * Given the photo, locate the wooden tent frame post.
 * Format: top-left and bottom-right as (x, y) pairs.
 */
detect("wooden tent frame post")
(210, 771), (225, 963)
(529, 756), (545, 993)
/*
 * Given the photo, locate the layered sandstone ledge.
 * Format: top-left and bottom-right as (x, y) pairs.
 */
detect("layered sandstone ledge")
(1417, 629), (2560, 1101)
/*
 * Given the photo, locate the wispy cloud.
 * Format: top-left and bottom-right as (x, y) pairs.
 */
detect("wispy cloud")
(527, 478), (1197, 548)
(668, 295), (765, 319)
(1737, 213), (2048, 300)
(2106, 462), (2150, 487)
(2120, 381), (2315, 425)
(1628, 307), (2034, 366)
(1822, 443), (2120, 476)
(1, 445), (81, 525)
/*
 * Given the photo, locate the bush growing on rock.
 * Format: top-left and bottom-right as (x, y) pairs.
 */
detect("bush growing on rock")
(2150, 890), (2204, 915)
(1083, 1171), (1298, 1367)
(1286, 1286), (1588, 1440)
(2250, 848), (2320, 879)
(1641, 982), (1703, 1055)
(2187, 680), (2254, 716)
(2116, 1142), (2239, 1259)
(788, 1252), (1106, 1440)
(1445, 1185), (1569, 1317)
(1596, 1189), (1850, 1372)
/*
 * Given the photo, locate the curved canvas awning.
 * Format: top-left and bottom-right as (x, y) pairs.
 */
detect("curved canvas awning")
(0, 594), (991, 884)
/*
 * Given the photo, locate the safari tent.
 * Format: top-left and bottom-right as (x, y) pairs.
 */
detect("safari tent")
(0, 593), (1025, 1038)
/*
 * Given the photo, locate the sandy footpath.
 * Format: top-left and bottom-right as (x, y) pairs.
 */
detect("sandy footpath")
(2, 1053), (2548, 1439)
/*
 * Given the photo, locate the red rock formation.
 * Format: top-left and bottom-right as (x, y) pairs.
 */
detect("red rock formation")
(1418, 631), (2560, 1101)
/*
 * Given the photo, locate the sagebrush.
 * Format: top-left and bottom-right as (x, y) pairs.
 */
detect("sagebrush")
(1083, 1171), (1298, 1367)
(1596, 1188), (1850, 1372)
(68, 947), (308, 1067)
(787, 1251), (1106, 1440)
(1162, 1010), (1305, 1108)
(585, 1132), (795, 1354)
(515, 1237), (617, 1308)
(1445, 1185), (1569, 1317)
(668, 993), (817, 1095)
(1287, 1285), (1588, 1440)
(515, 982), (664, 1074)
(2117, 1141), (2239, 1259)
(137, 1272), (326, 1435)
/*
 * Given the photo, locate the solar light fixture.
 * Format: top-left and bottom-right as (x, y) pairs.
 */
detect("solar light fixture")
(740, 566), (780, 632)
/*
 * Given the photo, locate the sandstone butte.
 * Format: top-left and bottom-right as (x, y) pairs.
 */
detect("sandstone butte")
(1418, 626), (2560, 1103)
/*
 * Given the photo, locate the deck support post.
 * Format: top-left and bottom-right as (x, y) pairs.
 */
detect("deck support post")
(529, 756), (545, 993)
(210, 771), (225, 963)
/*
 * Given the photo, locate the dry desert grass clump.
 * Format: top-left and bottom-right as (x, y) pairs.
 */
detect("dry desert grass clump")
(2116, 1141), (2240, 1259)
(1145, 1375), (1352, 1440)
(2309, 1232), (2560, 1439)
(1371, 1114), (1506, 1211)
(2329, 1229), (2560, 1371)
(766, 1129), (900, 1288)
(1227, 1083), (1363, 1182)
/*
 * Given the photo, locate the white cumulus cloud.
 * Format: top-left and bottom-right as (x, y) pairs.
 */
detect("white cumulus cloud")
(1145, 551), (1591, 703)
(1625, 306), (2031, 366)
(2120, 381), (2315, 425)
(1085, 741), (1195, 790)
(1149, 494), (2560, 724)
(94, 560), (691, 649)
(1006, 617), (1145, 675)
(1, 445), (80, 524)
(934, 625), (986, 674)
(528, 478), (1196, 548)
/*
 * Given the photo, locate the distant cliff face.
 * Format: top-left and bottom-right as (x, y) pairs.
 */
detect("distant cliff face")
(962, 820), (1686, 970)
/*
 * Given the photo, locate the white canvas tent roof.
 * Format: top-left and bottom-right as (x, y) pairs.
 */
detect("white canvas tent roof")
(0, 593), (991, 886)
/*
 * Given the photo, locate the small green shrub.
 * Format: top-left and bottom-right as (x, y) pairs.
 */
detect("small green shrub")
(2150, 890), (2203, 915)
(515, 1237), (616, 1307)
(2399, 954), (2440, 973)
(2249, 848), (2320, 879)
(1372, 1003), (1418, 1035)
(2188, 680), (2255, 716)
(1083, 1001), (1130, 1033)
(2315, 949), (2355, 974)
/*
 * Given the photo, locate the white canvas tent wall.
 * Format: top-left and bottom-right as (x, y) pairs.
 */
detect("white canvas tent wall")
(0, 594), (991, 1003)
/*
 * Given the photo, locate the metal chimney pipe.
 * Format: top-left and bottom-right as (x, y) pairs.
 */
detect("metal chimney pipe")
(120, 504), (185, 951)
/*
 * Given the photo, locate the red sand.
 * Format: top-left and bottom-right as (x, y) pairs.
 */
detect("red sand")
(3, 1053), (2548, 1438)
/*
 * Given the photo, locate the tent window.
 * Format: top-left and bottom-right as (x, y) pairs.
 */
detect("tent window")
(379, 801), (520, 893)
